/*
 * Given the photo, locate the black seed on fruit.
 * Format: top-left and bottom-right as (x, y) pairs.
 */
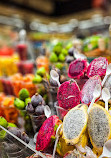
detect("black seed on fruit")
(26, 102), (34, 114)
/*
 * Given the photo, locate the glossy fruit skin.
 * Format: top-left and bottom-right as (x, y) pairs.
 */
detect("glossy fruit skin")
(36, 115), (61, 151)
(87, 57), (108, 78)
(26, 102), (35, 114)
(35, 105), (45, 115)
(31, 94), (43, 107)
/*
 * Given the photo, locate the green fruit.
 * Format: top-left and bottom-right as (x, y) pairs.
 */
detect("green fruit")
(19, 88), (29, 101)
(53, 45), (62, 55)
(49, 52), (58, 63)
(61, 49), (68, 56)
(0, 117), (8, 128)
(32, 75), (42, 83)
(36, 67), (46, 76)
(25, 97), (31, 106)
(66, 43), (73, 50)
(14, 98), (25, 110)
(8, 123), (17, 128)
(55, 62), (63, 70)
(58, 54), (65, 62)
(0, 130), (6, 139)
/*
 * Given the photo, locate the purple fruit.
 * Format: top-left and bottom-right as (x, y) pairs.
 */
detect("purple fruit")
(7, 127), (21, 139)
(66, 56), (74, 64)
(21, 132), (30, 144)
(35, 105), (45, 115)
(68, 47), (74, 56)
(31, 93), (43, 107)
(26, 102), (34, 114)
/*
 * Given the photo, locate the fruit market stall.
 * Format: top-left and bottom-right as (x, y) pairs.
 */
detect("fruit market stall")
(1, 25), (111, 158)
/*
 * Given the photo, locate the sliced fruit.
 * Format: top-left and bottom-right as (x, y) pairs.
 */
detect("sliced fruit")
(62, 104), (88, 145)
(57, 80), (80, 110)
(63, 149), (83, 158)
(19, 88), (29, 101)
(88, 104), (111, 155)
(80, 75), (101, 105)
(68, 59), (88, 79)
(36, 115), (61, 151)
(87, 57), (108, 78)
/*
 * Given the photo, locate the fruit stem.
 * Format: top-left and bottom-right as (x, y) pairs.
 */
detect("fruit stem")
(35, 93), (38, 96)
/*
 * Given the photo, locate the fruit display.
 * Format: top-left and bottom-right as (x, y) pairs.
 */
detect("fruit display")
(1, 29), (111, 158)
(26, 93), (46, 133)
(11, 73), (36, 97)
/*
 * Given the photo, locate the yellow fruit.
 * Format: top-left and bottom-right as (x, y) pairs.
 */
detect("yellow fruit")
(88, 104), (111, 155)
(76, 131), (88, 147)
(56, 136), (75, 157)
(62, 104), (88, 145)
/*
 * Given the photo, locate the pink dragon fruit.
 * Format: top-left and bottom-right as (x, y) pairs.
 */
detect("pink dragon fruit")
(36, 115), (61, 151)
(87, 57), (108, 78)
(57, 80), (80, 110)
(80, 75), (101, 105)
(68, 59), (88, 79)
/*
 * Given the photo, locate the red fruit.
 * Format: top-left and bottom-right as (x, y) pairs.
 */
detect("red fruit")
(36, 115), (61, 151)
(87, 57), (108, 78)
(80, 75), (101, 105)
(68, 59), (88, 79)
(57, 80), (80, 110)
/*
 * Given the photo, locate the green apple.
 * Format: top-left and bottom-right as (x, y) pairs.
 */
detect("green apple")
(32, 75), (42, 83)
(14, 98), (25, 110)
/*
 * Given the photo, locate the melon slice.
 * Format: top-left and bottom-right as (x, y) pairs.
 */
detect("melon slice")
(88, 104), (111, 155)
(87, 57), (108, 78)
(57, 80), (80, 110)
(36, 115), (61, 151)
(80, 75), (101, 105)
(68, 59), (88, 79)
(62, 104), (88, 145)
